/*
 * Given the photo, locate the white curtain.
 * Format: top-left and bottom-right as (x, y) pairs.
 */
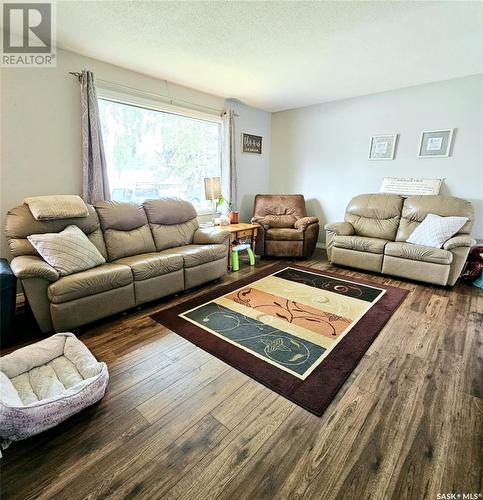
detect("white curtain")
(221, 108), (237, 212)
(79, 70), (110, 203)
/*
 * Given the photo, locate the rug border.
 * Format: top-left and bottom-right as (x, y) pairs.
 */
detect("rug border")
(151, 263), (408, 416)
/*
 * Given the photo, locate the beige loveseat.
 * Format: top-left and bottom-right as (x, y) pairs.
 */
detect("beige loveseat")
(325, 194), (475, 286)
(5, 198), (229, 333)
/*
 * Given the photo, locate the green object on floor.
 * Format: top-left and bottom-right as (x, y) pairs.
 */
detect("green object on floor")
(231, 250), (240, 271)
(231, 244), (255, 271)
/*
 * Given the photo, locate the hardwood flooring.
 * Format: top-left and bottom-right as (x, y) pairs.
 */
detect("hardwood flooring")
(1, 251), (481, 500)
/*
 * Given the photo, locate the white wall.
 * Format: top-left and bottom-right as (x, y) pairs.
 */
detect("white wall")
(269, 75), (483, 242)
(0, 49), (271, 257)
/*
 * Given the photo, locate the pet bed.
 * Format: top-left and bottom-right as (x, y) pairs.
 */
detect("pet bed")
(0, 333), (108, 450)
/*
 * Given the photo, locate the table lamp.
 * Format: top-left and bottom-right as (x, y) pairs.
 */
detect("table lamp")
(204, 176), (222, 224)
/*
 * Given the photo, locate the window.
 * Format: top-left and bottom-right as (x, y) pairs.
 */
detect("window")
(98, 98), (222, 212)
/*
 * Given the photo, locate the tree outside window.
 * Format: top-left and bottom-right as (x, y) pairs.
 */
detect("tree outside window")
(98, 99), (221, 211)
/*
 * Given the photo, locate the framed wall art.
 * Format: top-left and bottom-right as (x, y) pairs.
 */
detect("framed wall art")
(369, 134), (398, 160)
(242, 133), (262, 154)
(418, 129), (454, 158)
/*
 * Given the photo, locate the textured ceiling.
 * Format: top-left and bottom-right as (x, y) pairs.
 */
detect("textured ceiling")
(55, 1), (483, 112)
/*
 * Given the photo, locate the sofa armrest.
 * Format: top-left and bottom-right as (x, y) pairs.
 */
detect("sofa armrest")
(294, 216), (319, 231)
(193, 227), (230, 246)
(443, 234), (476, 250)
(324, 222), (354, 236)
(10, 255), (59, 282)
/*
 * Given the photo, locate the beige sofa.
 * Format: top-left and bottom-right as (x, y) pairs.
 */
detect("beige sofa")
(5, 198), (229, 333)
(325, 194), (475, 286)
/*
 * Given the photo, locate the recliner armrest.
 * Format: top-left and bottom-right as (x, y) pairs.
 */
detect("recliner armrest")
(251, 216), (269, 229)
(294, 216), (319, 231)
(193, 227), (230, 246)
(443, 235), (476, 250)
(10, 255), (59, 282)
(324, 222), (354, 236)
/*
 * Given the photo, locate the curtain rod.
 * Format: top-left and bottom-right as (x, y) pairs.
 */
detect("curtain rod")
(68, 71), (233, 116)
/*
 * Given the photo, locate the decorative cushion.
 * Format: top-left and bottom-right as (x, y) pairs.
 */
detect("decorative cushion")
(27, 225), (106, 276)
(406, 213), (468, 249)
(396, 195), (474, 241)
(23, 195), (89, 220)
(0, 333), (108, 445)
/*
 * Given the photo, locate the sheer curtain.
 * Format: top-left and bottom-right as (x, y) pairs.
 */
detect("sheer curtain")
(221, 108), (237, 212)
(79, 70), (110, 203)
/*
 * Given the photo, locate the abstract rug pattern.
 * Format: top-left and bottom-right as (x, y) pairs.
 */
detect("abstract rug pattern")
(182, 268), (385, 379)
(152, 264), (408, 415)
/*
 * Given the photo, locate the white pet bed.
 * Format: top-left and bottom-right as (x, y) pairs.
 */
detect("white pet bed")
(0, 333), (108, 448)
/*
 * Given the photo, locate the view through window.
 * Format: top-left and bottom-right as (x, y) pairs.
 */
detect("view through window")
(98, 98), (222, 212)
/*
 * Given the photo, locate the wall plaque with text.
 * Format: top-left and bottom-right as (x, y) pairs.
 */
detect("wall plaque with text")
(380, 177), (443, 196)
(242, 133), (262, 154)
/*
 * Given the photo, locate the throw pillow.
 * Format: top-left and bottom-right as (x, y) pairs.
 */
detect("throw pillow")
(28, 225), (105, 276)
(24, 195), (89, 220)
(406, 213), (468, 249)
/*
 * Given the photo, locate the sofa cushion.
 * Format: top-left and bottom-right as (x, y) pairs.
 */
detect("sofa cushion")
(266, 228), (304, 241)
(160, 244), (226, 268)
(95, 201), (148, 231)
(102, 225), (156, 261)
(94, 201), (156, 261)
(5, 203), (106, 259)
(48, 263), (133, 304)
(344, 194), (403, 240)
(384, 242), (453, 265)
(114, 253), (183, 281)
(143, 198), (199, 251)
(333, 235), (390, 254)
(150, 220), (199, 252)
(396, 195), (474, 241)
(143, 198), (197, 225)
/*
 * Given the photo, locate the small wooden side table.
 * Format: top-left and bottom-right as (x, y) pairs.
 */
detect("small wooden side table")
(225, 223), (258, 269)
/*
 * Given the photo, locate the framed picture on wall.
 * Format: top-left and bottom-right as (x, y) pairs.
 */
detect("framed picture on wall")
(369, 134), (398, 160)
(418, 129), (454, 158)
(242, 133), (262, 154)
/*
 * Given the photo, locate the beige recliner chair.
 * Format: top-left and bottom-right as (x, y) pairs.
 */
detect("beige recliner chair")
(6, 198), (229, 333)
(325, 194), (475, 286)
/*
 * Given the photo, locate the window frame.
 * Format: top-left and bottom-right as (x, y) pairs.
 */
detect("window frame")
(97, 84), (223, 215)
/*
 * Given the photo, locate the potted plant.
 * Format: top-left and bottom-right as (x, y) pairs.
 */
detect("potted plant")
(217, 197), (238, 224)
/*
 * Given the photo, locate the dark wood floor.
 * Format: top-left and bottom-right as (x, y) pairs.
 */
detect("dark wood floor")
(1, 250), (481, 500)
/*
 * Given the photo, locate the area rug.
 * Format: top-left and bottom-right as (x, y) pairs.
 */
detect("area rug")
(151, 263), (408, 415)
